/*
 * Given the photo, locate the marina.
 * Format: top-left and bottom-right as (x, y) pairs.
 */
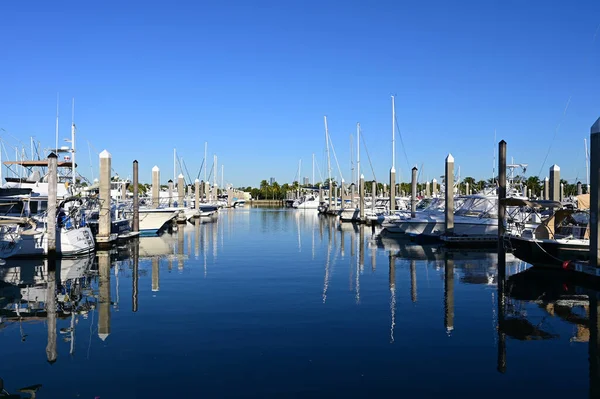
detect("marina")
(0, 208), (599, 398)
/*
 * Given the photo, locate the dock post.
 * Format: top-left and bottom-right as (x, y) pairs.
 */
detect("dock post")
(98, 251), (111, 342)
(549, 165), (560, 202)
(98, 150), (112, 244)
(195, 179), (200, 210)
(318, 183), (323, 205)
(445, 154), (454, 236)
(432, 178), (438, 197)
(168, 180), (173, 207)
(543, 176), (549, 200)
(371, 181), (376, 215)
(178, 174), (184, 207)
(522, 184), (527, 198)
(328, 182), (332, 210)
(411, 166), (417, 218)
(425, 180), (431, 198)
(133, 160), (139, 233)
(227, 187), (233, 207)
(359, 174), (365, 221)
(410, 259), (417, 303)
(528, 188), (532, 198)
(45, 262), (57, 363)
(200, 180), (205, 203)
(498, 140), (507, 249)
(390, 167), (396, 212)
(47, 153), (58, 256)
(590, 117), (600, 267)
(152, 166), (160, 208)
(578, 181), (583, 195)
(560, 183), (564, 202)
(444, 253), (454, 334)
(132, 239), (139, 312)
(465, 182), (469, 197)
(340, 179), (346, 209)
(121, 181), (127, 202)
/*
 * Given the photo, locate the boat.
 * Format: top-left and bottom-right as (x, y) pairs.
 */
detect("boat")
(130, 208), (178, 236)
(0, 195), (95, 258)
(292, 194), (321, 209)
(506, 196), (589, 266)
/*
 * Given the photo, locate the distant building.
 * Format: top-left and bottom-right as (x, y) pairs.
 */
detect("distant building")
(303, 177), (309, 186)
(269, 177), (275, 185)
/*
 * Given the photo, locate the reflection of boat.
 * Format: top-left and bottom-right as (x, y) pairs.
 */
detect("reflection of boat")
(138, 235), (174, 258)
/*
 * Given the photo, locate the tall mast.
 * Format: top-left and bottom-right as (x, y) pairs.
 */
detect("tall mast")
(55, 93), (59, 154)
(71, 98), (76, 188)
(312, 153), (315, 186)
(173, 148), (177, 182)
(221, 164), (224, 188)
(299, 159), (302, 185)
(391, 96), (396, 171)
(357, 122), (360, 187)
(204, 142), (207, 182)
(324, 116), (332, 185)
(214, 154), (217, 187)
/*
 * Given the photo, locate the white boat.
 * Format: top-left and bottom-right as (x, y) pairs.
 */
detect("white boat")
(292, 194), (321, 209)
(0, 196), (95, 258)
(135, 208), (178, 236)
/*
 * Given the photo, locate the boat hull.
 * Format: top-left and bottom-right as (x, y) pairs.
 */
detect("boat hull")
(137, 209), (178, 236)
(508, 235), (589, 266)
(0, 226), (95, 258)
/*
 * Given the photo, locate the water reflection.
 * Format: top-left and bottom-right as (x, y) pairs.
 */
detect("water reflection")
(0, 209), (598, 397)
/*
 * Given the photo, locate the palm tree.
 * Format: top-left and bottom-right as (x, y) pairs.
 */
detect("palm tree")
(525, 176), (541, 197)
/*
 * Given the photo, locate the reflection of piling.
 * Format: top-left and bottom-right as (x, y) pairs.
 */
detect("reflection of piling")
(371, 245), (376, 272)
(410, 259), (417, 303)
(194, 217), (200, 257)
(445, 155), (454, 236)
(132, 239), (139, 312)
(359, 224), (365, 270)
(98, 251), (111, 341)
(46, 263), (57, 363)
(152, 258), (160, 292)
(133, 160), (139, 233)
(444, 255), (454, 334)
(178, 225), (185, 270)
(98, 150), (112, 244)
(411, 167), (417, 218)
(389, 253), (396, 343)
(589, 294), (600, 398)
(591, 118), (600, 267)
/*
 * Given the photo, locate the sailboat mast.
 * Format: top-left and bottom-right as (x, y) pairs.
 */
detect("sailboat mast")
(585, 138), (591, 192)
(214, 154), (217, 187)
(357, 122), (360, 187)
(173, 148), (177, 182)
(312, 153), (315, 186)
(391, 96), (396, 171)
(55, 93), (59, 154)
(324, 116), (332, 187)
(71, 98), (76, 188)
(221, 164), (224, 188)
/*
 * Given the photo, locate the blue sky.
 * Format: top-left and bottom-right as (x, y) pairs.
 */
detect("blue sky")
(1, 0), (599, 187)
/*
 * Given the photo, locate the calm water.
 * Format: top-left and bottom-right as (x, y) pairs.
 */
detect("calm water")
(0, 208), (598, 398)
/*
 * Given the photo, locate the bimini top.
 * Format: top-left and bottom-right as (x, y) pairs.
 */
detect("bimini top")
(500, 198), (562, 209)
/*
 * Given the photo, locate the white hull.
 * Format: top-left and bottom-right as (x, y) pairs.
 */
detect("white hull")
(0, 226), (95, 258)
(385, 214), (498, 237)
(138, 208), (178, 235)
(294, 200), (320, 209)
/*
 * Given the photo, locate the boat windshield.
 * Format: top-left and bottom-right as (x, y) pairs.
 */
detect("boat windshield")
(455, 196), (497, 218)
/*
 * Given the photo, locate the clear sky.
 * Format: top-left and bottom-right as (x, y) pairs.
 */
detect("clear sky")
(1, 0), (599, 187)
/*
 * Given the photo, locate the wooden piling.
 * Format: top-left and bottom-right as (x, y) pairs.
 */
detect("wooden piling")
(590, 117), (600, 267)
(425, 180), (431, 198)
(195, 179), (200, 210)
(498, 140), (507, 249)
(133, 160), (139, 233)
(47, 153), (58, 256)
(359, 174), (365, 220)
(549, 164), (560, 202)
(178, 174), (184, 207)
(371, 181), (376, 215)
(445, 154), (454, 236)
(168, 179), (173, 207)
(152, 166), (160, 209)
(390, 168), (396, 211)
(411, 166), (417, 218)
(543, 177), (549, 201)
(98, 150), (112, 244)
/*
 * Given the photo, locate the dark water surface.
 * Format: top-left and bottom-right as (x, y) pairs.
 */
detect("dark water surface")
(0, 208), (598, 398)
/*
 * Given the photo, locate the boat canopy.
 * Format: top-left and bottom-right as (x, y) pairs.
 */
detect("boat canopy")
(576, 194), (590, 210)
(500, 198), (562, 209)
